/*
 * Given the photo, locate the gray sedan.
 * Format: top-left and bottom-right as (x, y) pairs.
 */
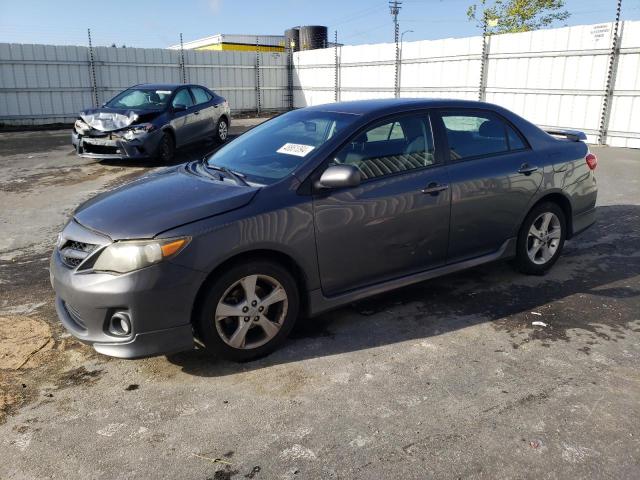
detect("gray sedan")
(51, 98), (597, 361)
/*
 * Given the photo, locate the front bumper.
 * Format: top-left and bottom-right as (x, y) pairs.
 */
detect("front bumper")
(50, 248), (206, 358)
(72, 129), (163, 160)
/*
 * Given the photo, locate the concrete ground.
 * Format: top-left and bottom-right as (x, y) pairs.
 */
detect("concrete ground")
(0, 124), (639, 479)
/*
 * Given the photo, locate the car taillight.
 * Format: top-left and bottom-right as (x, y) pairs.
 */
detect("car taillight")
(585, 153), (597, 170)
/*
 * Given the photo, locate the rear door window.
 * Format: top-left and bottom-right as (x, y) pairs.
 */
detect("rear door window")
(172, 89), (194, 108)
(440, 111), (515, 160)
(191, 87), (212, 105)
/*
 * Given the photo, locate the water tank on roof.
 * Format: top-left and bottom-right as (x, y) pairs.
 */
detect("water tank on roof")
(299, 25), (328, 50)
(285, 27), (300, 52)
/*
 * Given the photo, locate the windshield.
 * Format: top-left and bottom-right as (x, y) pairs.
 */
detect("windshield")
(105, 88), (173, 110)
(205, 109), (359, 184)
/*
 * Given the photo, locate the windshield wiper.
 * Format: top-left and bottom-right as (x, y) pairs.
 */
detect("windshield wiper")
(206, 163), (250, 186)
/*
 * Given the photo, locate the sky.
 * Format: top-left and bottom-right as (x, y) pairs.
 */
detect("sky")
(0, 0), (638, 48)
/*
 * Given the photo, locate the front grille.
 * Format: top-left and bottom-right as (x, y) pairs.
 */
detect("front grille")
(59, 239), (98, 269)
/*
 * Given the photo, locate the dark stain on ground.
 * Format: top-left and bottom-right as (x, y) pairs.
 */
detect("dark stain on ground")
(0, 164), (143, 194)
(209, 467), (240, 480)
(125, 384), (139, 391)
(0, 130), (70, 156)
(58, 367), (103, 388)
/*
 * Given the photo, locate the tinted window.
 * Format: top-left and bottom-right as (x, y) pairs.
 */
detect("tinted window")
(335, 113), (436, 180)
(506, 124), (527, 150)
(441, 111), (509, 160)
(191, 87), (212, 105)
(172, 89), (194, 108)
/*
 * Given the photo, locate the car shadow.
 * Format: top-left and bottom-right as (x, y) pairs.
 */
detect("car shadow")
(166, 204), (640, 377)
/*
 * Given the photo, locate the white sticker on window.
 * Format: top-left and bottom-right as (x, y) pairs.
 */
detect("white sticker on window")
(156, 90), (172, 95)
(277, 143), (315, 157)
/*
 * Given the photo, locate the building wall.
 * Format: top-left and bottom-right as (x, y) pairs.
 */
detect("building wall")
(195, 43), (285, 53)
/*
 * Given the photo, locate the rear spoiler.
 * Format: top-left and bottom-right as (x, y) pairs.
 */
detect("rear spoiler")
(543, 128), (587, 142)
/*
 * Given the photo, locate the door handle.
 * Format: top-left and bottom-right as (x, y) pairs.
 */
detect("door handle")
(518, 164), (538, 175)
(421, 183), (449, 195)
(194, 111), (200, 115)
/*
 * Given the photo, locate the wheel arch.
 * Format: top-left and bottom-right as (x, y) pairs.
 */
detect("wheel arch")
(526, 191), (574, 238)
(190, 248), (310, 328)
(161, 126), (176, 143)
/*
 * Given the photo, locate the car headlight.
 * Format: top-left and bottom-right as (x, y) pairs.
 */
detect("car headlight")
(74, 119), (90, 134)
(123, 123), (155, 141)
(93, 237), (189, 274)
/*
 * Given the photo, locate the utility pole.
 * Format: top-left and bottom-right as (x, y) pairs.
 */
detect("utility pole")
(389, 0), (402, 98)
(598, 0), (623, 145)
(334, 30), (339, 102)
(478, 11), (489, 101)
(179, 33), (186, 84)
(87, 28), (98, 108)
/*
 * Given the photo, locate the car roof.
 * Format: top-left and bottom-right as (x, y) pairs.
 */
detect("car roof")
(131, 83), (203, 90)
(304, 98), (500, 116)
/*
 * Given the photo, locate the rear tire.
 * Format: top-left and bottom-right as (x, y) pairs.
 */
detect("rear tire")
(195, 260), (299, 362)
(214, 117), (229, 144)
(515, 201), (566, 275)
(157, 132), (175, 164)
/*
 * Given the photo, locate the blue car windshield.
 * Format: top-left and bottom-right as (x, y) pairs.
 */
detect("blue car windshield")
(205, 110), (359, 184)
(105, 88), (172, 110)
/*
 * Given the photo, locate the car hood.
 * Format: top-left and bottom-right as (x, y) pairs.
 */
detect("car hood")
(74, 165), (259, 240)
(80, 107), (163, 132)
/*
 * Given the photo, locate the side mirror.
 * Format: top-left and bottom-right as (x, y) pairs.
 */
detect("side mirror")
(317, 164), (361, 189)
(173, 104), (187, 112)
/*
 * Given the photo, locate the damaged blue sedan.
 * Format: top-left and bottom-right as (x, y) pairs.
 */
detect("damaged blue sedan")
(72, 83), (230, 162)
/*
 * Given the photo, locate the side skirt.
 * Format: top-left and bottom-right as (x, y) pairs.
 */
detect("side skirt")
(307, 238), (517, 316)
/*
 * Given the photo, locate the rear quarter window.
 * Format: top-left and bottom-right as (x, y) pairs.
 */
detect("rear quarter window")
(191, 87), (212, 105)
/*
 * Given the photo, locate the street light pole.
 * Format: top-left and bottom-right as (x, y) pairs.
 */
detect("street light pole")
(399, 29), (413, 98)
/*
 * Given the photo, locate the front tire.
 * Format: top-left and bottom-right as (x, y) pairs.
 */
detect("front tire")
(157, 132), (175, 164)
(195, 260), (299, 361)
(515, 201), (566, 275)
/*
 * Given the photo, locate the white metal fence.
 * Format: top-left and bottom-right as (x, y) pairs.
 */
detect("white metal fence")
(293, 21), (640, 148)
(1, 21), (638, 147)
(0, 43), (288, 126)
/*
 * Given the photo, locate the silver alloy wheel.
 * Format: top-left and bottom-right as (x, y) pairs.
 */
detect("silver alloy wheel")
(214, 274), (288, 349)
(218, 120), (228, 141)
(527, 212), (562, 265)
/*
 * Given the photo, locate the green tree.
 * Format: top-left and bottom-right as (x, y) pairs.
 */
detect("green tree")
(467, 0), (570, 34)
